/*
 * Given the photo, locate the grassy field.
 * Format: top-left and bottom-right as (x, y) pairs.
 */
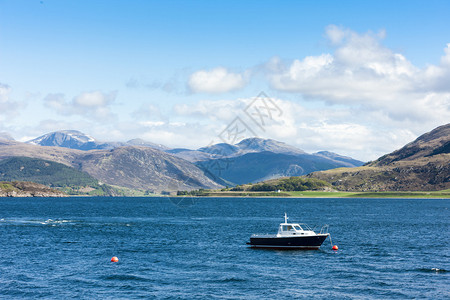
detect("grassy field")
(347, 190), (450, 198)
(285, 191), (358, 197)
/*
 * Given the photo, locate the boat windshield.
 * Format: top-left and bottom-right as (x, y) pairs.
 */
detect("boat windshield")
(282, 225), (303, 231)
(282, 225), (294, 231)
(298, 223), (313, 231)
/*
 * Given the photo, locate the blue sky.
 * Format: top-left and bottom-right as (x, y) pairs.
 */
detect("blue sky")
(0, 0), (449, 160)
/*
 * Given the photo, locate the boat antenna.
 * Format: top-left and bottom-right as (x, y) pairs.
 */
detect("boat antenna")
(284, 212), (288, 223)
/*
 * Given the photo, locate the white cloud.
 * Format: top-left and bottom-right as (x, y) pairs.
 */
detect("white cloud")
(126, 75), (184, 94)
(188, 67), (248, 93)
(270, 26), (419, 104)
(173, 99), (246, 122)
(267, 25), (450, 131)
(73, 91), (112, 107)
(132, 104), (166, 121)
(0, 83), (12, 103)
(168, 96), (436, 161)
(44, 90), (117, 121)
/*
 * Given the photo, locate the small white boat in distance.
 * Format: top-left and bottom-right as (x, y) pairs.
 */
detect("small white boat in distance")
(247, 213), (330, 249)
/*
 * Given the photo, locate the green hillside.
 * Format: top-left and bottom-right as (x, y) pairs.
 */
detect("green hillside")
(0, 157), (97, 186)
(0, 157), (108, 195)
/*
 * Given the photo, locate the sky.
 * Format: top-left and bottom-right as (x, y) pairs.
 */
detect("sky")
(0, 0), (449, 161)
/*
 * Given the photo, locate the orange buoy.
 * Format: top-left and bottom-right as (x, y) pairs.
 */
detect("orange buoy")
(111, 256), (119, 262)
(332, 245), (338, 251)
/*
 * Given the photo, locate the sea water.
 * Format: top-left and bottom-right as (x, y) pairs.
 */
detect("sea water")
(0, 197), (448, 299)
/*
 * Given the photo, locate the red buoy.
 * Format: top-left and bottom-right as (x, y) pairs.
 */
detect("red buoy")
(111, 256), (119, 262)
(332, 245), (338, 251)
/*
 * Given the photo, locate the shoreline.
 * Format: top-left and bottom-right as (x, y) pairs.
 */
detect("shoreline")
(168, 189), (450, 199)
(1, 190), (449, 199)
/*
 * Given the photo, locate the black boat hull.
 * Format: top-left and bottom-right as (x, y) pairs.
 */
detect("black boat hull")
(248, 234), (328, 249)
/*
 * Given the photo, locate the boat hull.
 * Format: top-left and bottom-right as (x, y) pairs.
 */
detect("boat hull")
(248, 234), (328, 250)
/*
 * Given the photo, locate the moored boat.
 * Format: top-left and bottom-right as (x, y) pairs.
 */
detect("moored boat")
(247, 213), (329, 249)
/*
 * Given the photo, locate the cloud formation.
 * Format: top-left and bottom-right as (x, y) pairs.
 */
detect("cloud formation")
(184, 26), (449, 130)
(188, 67), (248, 93)
(270, 26), (417, 101)
(169, 96), (422, 160)
(0, 83), (24, 117)
(44, 91), (118, 121)
(267, 25), (450, 123)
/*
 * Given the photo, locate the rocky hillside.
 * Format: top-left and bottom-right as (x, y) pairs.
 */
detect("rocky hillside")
(0, 157), (98, 187)
(307, 124), (450, 191)
(0, 140), (83, 166)
(75, 146), (222, 192)
(0, 181), (67, 197)
(370, 124), (450, 166)
(0, 157), (119, 196)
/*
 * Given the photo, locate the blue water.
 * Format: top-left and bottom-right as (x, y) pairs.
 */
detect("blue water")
(0, 197), (449, 299)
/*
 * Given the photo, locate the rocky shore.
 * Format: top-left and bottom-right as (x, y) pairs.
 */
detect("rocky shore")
(0, 181), (67, 197)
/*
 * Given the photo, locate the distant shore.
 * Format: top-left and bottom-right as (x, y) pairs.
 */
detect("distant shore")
(171, 189), (450, 199)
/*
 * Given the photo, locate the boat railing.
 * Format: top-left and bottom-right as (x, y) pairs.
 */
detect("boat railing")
(319, 224), (329, 234)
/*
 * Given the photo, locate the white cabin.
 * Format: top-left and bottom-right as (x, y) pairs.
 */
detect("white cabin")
(276, 213), (316, 237)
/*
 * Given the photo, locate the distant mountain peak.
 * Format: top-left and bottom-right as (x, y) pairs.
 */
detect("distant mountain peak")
(198, 143), (240, 156)
(27, 130), (101, 150)
(194, 137), (305, 158)
(26, 130), (171, 152)
(126, 138), (169, 151)
(236, 137), (305, 155)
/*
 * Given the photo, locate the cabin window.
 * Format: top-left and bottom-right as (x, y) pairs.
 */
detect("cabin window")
(294, 225), (302, 231)
(282, 225), (293, 231)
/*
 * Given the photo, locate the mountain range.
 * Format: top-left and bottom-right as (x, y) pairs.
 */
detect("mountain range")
(170, 138), (363, 185)
(0, 130), (364, 193)
(0, 140), (220, 193)
(0, 124), (448, 193)
(27, 130), (168, 151)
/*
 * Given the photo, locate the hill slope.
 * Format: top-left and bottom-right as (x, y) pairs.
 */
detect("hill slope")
(0, 157), (98, 187)
(75, 146), (222, 192)
(0, 157), (125, 196)
(370, 124), (450, 166)
(307, 124), (450, 191)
